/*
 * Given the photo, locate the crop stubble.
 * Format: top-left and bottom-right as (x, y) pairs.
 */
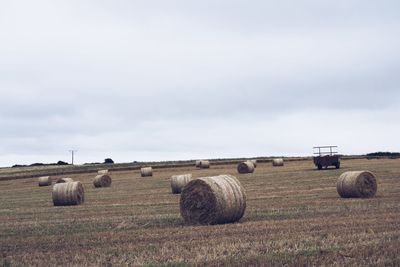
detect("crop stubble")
(0, 158), (399, 266)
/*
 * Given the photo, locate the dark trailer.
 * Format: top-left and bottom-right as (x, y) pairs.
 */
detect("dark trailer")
(313, 146), (340, 170)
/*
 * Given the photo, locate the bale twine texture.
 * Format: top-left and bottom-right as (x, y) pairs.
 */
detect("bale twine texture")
(171, 174), (193, 194)
(38, 176), (52, 186)
(52, 181), (85, 206)
(56, 177), (74, 183)
(337, 171), (377, 198)
(272, 158), (284, 166)
(199, 160), (210, 169)
(237, 161), (255, 174)
(180, 174), (246, 225)
(98, 169), (108, 174)
(93, 174), (112, 188)
(141, 167), (153, 177)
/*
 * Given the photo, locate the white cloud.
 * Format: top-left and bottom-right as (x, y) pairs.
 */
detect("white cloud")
(0, 0), (399, 166)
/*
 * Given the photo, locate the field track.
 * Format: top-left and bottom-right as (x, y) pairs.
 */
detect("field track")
(1, 158), (399, 266)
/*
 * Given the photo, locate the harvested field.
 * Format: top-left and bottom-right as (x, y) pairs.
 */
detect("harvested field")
(0, 158), (399, 266)
(56, 177), (74, 183)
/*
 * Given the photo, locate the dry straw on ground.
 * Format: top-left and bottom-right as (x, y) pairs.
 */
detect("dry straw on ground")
(171, 174), (193, 194)
(237, 161), (255, 174)
(337, 170), (377, 198)
(52, 181), (85, 206)
(180, 174), (246, 225)
(93, 174), (112, 188)
(56, 177), (74, 183)
(38, 176), (51, 186)
(97, 169), (109, 175)
(272, 158), (284, 167)
(199, 160), (210, 169)
(141, 167), (153, 177)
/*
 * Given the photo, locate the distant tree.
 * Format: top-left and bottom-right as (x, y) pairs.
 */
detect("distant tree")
(366, 152), (400, 157)
(104, 158), (114, 164)
(30, 163), (44, 166)
(12, 164), (27, 168)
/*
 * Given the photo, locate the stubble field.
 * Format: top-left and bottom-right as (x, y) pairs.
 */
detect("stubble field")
(0, 158), (399, 266)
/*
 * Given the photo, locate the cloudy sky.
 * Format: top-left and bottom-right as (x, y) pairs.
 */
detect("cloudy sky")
(0, 1), (399, 166)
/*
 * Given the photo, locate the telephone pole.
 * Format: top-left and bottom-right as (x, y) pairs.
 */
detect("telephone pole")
(68, 149), (78, 165)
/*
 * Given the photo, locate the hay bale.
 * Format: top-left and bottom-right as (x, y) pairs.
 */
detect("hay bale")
(141, 167), (153, 177)
(199, 160), (210, 169)
(337, 171), (377, 198)
(195, 160), (201, 168)
(56, 177), (74, 183)
(250, 159), (257, 168)
(171, 174), (193, 194)
(98, 169), (108, 174)
(38, 176), (51, 186)
(237, 161), (255, 174)
(52, 181), (85, 206)
(272, 158), (284, 167)
(180, 174), (246, 225)
(93, 174), (112, 188)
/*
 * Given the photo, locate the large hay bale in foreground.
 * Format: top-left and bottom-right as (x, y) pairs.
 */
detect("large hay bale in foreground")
(272, 158), (284, 167)
(56, 177), (74, 183)
(180, 174), (246, 225)
(250, 159), (257, 168)
(337, 171), (377, 198)
(38, 176), (52, 187)
(237, 161), (255, 174)
(52, 181), (85, 206)
(98, 169), (108, 175)
(93, 174), (112, 188)
(171, 174), (193, 194)
(199, 160), (210, 169)
(141, 167), (153, 177)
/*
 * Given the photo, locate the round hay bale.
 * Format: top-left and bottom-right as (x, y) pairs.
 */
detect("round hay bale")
(97, 169), (109, 175)
(171, 174), (193, 194)
(93, 174), (112, 188)
(272, 158), (284, 167)
(237, 161), (255, 174)
(56, 177), (74, 183)
(195, 160), (201, 168)
(52, 181), (85, 206)
(180, 174), (246, 225)
(337, 171), (377, 198)
(250, 159), (257, 168)
(141, 167), (153, 177)
(199, 160), (210, 169)
(38, 176), (51, 186)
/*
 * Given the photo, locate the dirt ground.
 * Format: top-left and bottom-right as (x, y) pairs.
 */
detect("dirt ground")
(1, 158), (399, 266)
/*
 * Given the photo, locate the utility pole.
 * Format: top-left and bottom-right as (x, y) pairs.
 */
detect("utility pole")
(68, 150), (78, 165)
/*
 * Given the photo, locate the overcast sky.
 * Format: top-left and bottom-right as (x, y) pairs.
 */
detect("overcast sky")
(0, 1), (399, 166)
